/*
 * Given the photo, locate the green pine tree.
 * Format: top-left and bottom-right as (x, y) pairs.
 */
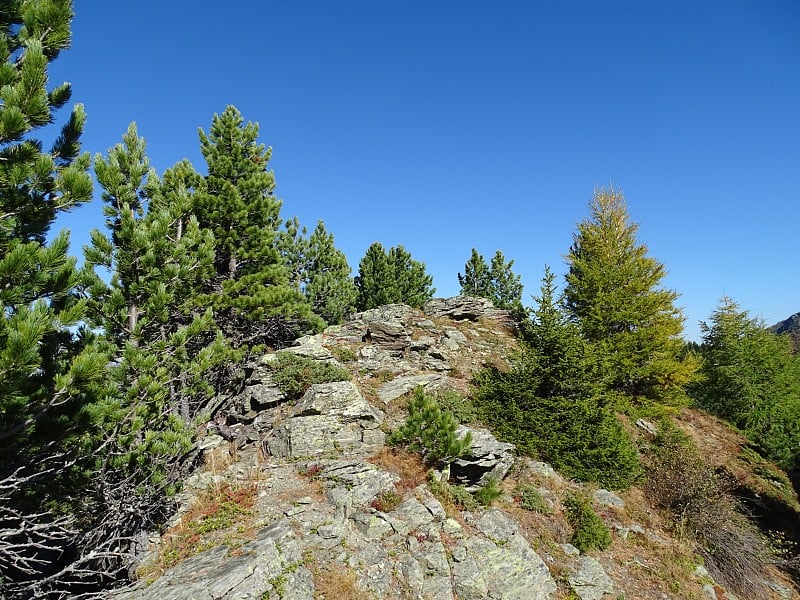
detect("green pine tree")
(564, 187), (694, 405)
(355, 242), (435, 310)
(475, 266), (641, 490)
(458, 248), (493, 297)
(193, 105), (321, 346)
(303, 221), (357, 324)
(0, 2), (107, 595)
(458, 248), (523, 312)
(85, 125), (231, 562)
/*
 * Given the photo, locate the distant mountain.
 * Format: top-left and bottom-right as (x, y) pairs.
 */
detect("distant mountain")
(771, 311), (800, 336)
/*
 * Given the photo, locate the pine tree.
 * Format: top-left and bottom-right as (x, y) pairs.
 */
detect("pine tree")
(193, 105), (321, 346)
(303, 221), (357, 324)
(85, 126), (231, 576)
(0, 2), (108, 595)
(691, 297), (800, 471)
(355, 242), (435, 310)
(458, 248), (492, 297)
(458, 248), (523, 312)
(489, 250), (524, 311)
(564, 187), (693, 405)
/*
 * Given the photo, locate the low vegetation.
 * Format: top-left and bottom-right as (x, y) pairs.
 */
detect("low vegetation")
(563, 491), (612, 552)
(267, 352), (351, 398)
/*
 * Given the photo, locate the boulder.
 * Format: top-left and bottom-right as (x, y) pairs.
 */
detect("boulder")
(266, 382), (385, 459)
(450, 426), (516, 488)
(569, 556), (615, 600)
(424, 296), (507, 321)
(377, 373), (447, 404)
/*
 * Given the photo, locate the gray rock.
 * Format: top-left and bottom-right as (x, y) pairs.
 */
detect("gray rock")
(562, 543), (580, 557)
(320, 460), (398, 512)
(281, 334), (334, 361)
(475, 508), (520, 544)
(109, 521), (313, 600)
(702, 583), (718, 600)
(424, 296), (507, 321)
(266, 382), (385, 459)
(768, 580), (793, 599)
(451, 426), (516, 488)
(593, 488), (625, 509)
(378, 373), (447, 404)
(569, 556), (614, 600)
(635, 418), (658, 436)
(452, 530), (556, 600)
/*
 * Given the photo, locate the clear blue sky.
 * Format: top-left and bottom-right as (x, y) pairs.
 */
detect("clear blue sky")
(51, 1), (800, 341)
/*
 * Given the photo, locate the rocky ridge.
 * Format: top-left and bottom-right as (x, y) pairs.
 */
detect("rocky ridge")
(110, 297), (798, 600)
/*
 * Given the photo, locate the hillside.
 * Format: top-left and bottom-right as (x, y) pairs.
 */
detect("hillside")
(99, 297), (800, 600)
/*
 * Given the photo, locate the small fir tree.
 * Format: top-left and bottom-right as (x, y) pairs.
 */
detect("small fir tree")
(458, 248), (493, 298)
(564, 187), (694, 405)
(458, 248), (523, 312)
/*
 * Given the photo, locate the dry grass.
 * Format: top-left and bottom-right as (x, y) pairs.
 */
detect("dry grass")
(307, 556), (364, 600)
(137, 481), (259, 581)
(367, 447), (428, 493)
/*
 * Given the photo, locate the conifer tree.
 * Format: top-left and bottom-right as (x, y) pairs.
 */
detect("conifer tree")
(564, 187), (693, 405)
(193, 105), (321, 346)
(458, 248), (492, 297)
(303, 221), (357, 324)
(691, 297), (800, 470)
(0, 3), (109, 595)
(458, 248), (523, 312)
(85, 126), (230, 573)
(355, 242), (435, 310)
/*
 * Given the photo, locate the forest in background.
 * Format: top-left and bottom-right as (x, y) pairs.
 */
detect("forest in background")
(2, 2), (800, 598)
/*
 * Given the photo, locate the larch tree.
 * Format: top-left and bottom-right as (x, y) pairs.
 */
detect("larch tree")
(0, 1), (108, 596)
(193, 105), (321, 347)
(355, 242), (435, 310)
(564, 187), (693, 405)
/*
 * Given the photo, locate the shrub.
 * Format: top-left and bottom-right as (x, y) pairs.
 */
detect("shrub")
(370, 490), (402, 512)
(475, 477), (503, 506)
(427, 473), (479, 511)
(388, 387), (472, 466)
(514, 484), (551, 515)
(563, 491), (612, 552)
(432, 388), (479, 425)
(643, 422), (772, 598)
(268, 352), (350, 398)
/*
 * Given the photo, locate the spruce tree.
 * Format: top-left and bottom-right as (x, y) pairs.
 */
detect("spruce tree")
(564, 187), (693, 405)
(691, 297), (800, 470)
(193, 105), (321, 346)
(355, 242), (435, 310)
(0, 2), (108, 595)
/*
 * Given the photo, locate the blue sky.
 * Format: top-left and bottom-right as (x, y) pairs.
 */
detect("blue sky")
(51, 1), (800, 341)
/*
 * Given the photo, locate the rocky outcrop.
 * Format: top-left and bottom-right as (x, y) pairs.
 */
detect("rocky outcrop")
(423, 296), (511, 322)
(568, 556), (615, 600)
(265, 381), (384, 458)
(450, 425), (516, 488)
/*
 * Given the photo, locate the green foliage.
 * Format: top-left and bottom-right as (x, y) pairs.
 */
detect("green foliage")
(690, 297), (800, 472)
(474, 268), (641, 490)
(355, 242), (435, 310)
(563, 492), (612, 552)
(370, 490), (403, 512)
(458, 248), (524, 312)
(193, 106), (322, 344)
(430, 388), (479, 426)
(268, 352), (351, 398)
(514, 484), (551, 514)
(427, 473), (479, 511)
(282, 219), (356, 325)
(564, 187), (694, 405)
(474, 477), (503, 506)
(0, 3), (107, 594)
(87, 125), (231, 490)
(388, 387), (472, 465)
